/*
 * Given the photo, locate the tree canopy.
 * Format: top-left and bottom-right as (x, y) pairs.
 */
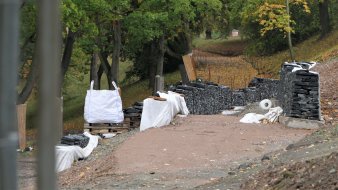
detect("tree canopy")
(17, 0), (338, 103)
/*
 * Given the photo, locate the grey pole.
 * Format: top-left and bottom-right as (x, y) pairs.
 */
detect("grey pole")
(36, 0), (61, 189)
(0, 0), (20, 190)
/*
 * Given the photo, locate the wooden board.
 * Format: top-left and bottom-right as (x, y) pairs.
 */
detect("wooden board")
(17, 104), (26, 150)
(182, 54), (197, 81)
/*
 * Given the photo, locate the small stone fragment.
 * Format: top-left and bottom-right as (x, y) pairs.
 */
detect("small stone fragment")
(261, 155), (270, 161)
(329, 169), (336, 174)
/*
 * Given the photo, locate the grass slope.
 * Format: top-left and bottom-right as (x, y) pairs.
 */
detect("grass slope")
(195, 30), (338, 78)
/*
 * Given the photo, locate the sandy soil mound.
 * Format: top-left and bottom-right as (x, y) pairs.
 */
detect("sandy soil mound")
(242, 152), (338, 190)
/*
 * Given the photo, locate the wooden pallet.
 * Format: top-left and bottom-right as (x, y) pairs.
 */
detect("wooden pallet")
(84, 113), (142, 134)
(84, 123), (129, 133)
(124, 113), (141, 128)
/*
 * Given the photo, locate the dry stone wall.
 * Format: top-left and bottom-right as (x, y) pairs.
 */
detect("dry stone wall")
(278, 63), (320, 120)
(169, 78), (279, 115)
(169, 62), (320, 120)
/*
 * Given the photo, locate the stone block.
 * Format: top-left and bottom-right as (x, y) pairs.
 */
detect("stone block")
(279, 116), (324, 129)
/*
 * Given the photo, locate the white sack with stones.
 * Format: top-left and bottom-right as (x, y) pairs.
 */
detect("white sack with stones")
(240, 113), (266, 124)
(140, 91), (189, 131)
(264, 106), (283, 123)
(240, 107), (283, 124)
(56, 132), (99, 172)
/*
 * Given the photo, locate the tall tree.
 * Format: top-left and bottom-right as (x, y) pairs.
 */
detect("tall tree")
(232, 0), (311, 58)
(125, 0), (194, 87)
(17, 1), (37, 104)
(318, 0), (331, 38)
(125, 0), (223, 88)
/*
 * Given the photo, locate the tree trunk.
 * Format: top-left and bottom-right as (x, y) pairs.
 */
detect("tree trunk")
(205, 28), (212, 39)
(97, 64), (104, 90)
(17, 37), (39, 104)
(155, 36), (165, 76)
(110, 20), (121, 88)
(90, 53), (100, 90)
(98, 52), (112, 89)
(148, 59), (156, 89)
(148, 37), (165, 88)
(19, 32), (35, 69)
(60, 30), (76, 96)
(166, 32), (192, 84)
(17, 58), (38, 104)
(167, 32), (192, 56)
(318, 0), (330, 38)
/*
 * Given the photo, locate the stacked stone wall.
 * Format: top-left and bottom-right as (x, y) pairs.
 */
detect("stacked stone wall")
(169, 78), (279, 115)
(278, 63), (320, 120)
(169, 62), (320, 121)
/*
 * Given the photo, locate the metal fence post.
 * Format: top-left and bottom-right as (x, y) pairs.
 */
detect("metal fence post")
(0, 0), (20, 189)
(36, 0), (61, 189)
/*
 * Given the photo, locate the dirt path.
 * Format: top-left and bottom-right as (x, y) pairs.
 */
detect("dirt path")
(59, 115), (311, 189)
(17, 156), (36, 190)
(114, 115), (309, 174)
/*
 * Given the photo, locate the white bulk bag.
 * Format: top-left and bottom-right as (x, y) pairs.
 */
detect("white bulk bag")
(84, 81), (124, 123)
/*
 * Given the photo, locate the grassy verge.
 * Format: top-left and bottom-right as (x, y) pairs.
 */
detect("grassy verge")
(193, 36), (247, 56)
(250, 30), (338, 78)
(193, 30), (338, 79)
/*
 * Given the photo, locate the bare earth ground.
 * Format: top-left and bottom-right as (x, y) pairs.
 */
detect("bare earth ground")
(195, 126), (338, 190)
(56, 115), (311, 189)
(312, 58), (338, 125)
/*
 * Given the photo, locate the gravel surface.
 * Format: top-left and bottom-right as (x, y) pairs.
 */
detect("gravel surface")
(17, 129), (138, 190)
(58, 129), (138, 187)
(58, 115), (310, 189)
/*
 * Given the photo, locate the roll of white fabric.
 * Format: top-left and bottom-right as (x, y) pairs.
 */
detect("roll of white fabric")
(259, 99), (272, 110)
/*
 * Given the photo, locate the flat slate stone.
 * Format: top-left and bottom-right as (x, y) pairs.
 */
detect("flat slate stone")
(279, 116), (324, 129)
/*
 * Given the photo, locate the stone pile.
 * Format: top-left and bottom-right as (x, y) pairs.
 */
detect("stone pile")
(124, 101), (143, 116)
(171, 82), (219, 114)
(61, 134), (90, 148)
(123, 101), (143, 128)
(169, 78), (278, 115)
(278, 63), (320, 120)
